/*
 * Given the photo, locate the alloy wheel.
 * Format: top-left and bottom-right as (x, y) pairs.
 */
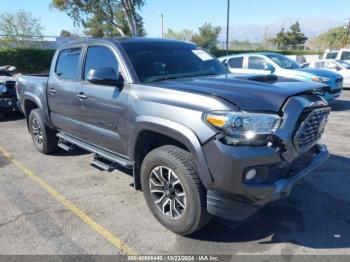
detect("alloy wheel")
(31, 117), (43, 146)
(149, 166), (187, 220)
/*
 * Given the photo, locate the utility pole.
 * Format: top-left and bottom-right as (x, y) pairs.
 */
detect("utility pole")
(344, 18), (350, 48)
(226, 0), (230, 56)
(151, 10), (164, 38)
(161, 13), (164, 38)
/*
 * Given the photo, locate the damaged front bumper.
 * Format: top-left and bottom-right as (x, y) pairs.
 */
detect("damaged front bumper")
(206, 144), (329, 221)
(202, 95), (330, 221)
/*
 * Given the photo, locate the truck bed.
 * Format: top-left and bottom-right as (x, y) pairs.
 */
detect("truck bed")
(16, 74), (49, 114)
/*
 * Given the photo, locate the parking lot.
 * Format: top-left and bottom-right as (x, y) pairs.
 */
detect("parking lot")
(0, 91), (350, 256)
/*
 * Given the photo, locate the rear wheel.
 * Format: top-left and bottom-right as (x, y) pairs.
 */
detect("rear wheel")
(28, 109), (58, 154)
(141, 145), (212, 235)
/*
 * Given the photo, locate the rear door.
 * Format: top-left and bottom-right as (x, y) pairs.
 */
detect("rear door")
(76, 45), (128, 156)
(47, 47), (84, 138)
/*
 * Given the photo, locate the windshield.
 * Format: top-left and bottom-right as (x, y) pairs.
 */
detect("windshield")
(120, 40), (227, 83)
(265, 53), (300, 69)
(336, 60), (350, 69)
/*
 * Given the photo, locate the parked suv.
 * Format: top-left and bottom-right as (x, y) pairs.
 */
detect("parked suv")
(17, 38), (330, 235)
(323, 48), (350, 62)
(219, 53), (343, 101)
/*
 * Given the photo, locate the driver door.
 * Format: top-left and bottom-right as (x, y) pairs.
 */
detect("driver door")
(245, 56), (271, 75)
(76, 45), (128, 156)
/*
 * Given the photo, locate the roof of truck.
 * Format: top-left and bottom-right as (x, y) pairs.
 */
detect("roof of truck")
(58, 37), (196, 49)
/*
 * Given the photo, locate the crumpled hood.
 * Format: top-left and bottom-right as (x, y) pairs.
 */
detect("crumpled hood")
(150, 74), (325, 112)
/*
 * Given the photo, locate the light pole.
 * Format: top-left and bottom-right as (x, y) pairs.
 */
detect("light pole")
(226, 0), (230, 56)
(151, 10), (164, 38)
(161, 13), (164, 38)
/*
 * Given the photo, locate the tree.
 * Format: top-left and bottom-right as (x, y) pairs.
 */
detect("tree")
(51, 0), (145, 37)
(272, 28), (289, 49)
(286, 22), (308, 46)
(271, 22), (307, 49)
(308, 26), (349, 50)
(0, 10), (44, 48)
(164, 28), (193, 41)
(83, 9), (145, 37)
(60, 29), (75, 37)
(192, 23), (221, 52)
(261, 27), (273, 49)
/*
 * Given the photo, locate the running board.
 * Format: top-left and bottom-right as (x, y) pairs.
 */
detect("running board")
(91, 156), (113, 171)
(57, 141), (75, 151)
(56, 132), (134, 169)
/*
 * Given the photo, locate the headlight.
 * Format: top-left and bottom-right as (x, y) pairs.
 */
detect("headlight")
(205, 111), (281, 146)
(0, 84), (7, 93)
(311, 76), (330, 83)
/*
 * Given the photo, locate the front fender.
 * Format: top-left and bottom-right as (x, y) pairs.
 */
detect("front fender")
(130, 116), (214, 188)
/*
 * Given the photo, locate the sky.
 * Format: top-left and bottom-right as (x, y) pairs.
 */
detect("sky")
(1, 0), (350, 37)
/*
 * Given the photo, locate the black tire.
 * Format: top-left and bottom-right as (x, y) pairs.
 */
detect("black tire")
(141, 145), (212, 235)
(28, 109), (58, 154)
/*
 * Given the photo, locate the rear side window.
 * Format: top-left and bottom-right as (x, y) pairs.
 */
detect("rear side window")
(228, 57), (243, 68)
(248, 56), (266, 70)
(55, 48), (82, 80)
(84, 46), (119, 80)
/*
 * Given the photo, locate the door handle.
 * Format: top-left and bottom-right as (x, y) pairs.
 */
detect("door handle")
(77, 92), (87, 100)
(49, 87), (56, 94)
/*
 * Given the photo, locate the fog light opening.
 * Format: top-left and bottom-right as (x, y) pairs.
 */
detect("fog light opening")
(245, 169), (257, 181)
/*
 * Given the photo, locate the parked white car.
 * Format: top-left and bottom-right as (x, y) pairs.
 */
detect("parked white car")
(218, 53), (343, 101)
(303, 59), (350, 88)
(323, 49), (350, 62)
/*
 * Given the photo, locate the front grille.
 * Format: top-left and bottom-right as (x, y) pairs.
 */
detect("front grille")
(293, 107), (330, 153)
(5, 80), (16, 89)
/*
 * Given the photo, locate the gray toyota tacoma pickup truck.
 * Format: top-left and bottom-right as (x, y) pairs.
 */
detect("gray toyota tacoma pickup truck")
(17, 38), (330, 235)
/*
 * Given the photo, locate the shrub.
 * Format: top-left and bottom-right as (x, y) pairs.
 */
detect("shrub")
(0, 48), (55, 74)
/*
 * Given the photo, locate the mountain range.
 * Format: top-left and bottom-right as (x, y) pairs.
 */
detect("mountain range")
(220, 18), (344, 43)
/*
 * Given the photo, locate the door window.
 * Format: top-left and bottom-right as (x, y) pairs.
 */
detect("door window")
(248, 56), (266, 70)
(341, 51), (350, 60)
(55, 48), (82, 80)
(228, 57), (243, 68)
(84, 46), (119, 81)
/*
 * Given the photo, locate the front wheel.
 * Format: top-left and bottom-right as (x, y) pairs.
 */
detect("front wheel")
(141, 145), (212, 235)
(28, 109), (58, 154)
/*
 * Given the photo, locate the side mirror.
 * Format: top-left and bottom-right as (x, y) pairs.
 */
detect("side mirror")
(87, 67), (123, 87)
(264, 64), (275, 73)
(335, 66), (342, 71)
